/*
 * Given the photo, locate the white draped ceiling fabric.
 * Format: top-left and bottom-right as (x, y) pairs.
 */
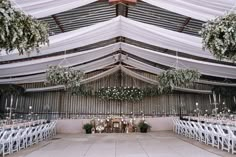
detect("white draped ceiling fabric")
(11, 0), (97, 18)
(11, 0), (235, 20)
(1, 16), (216, 61)
(142, 0), (236, 21)
(1, 1), (236, 92)
(1, 42), (236, 80)
(25, 65), (211, 94)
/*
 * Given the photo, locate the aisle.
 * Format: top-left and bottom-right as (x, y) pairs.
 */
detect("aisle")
(9, 132), (231, 157)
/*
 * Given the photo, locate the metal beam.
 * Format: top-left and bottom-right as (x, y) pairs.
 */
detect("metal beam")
(178, 17), (191, 32)
(163, 17), (191, 53)
(52, 15), (64, 33)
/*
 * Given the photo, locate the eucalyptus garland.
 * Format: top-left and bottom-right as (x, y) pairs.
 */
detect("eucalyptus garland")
(96, 87), (144, 101)
(0, 0), (49, 55)
(46, 66), (84, 89)
(199, 13), (236, 60)
(158, 69), (201, 93)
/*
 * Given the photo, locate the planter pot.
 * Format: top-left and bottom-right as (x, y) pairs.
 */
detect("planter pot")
(140, 128), (148, 133)
(85, 129), (92, 134)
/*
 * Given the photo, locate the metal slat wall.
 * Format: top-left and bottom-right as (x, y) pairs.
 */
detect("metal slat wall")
(0, 71), (223, 119)
(2, 70), (235, 119)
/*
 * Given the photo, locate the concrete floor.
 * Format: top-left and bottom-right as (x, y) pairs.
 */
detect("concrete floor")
(9, 132), (234, 157)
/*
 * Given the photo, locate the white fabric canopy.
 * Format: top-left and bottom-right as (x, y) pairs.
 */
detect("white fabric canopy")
(122, 43), (236, 79)
(25, 65), (211, 94)
(11, 0), (235, 21)
(0, 55), (118, 84)
(11, 0), (97, 18)
(1, 16), (216, 61)
(0, 43), (120, 77)
(122, 54), (236, 87)
(0, 17), (120, 61)
(25, 65), (120, 92)
(142, 0), (236, 21)
(1, 42), (236, 79)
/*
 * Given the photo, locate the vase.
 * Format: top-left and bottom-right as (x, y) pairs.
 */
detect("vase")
(140, 128), (147, 133)
(85, 129), (92, 134)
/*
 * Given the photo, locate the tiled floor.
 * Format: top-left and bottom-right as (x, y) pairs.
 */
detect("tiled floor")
(10, 132), (234, 157)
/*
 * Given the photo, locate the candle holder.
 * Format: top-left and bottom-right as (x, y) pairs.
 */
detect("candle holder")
(5, 95), (18, 120)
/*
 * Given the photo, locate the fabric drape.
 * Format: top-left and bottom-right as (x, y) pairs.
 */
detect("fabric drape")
(11, 0), (97, 18)
(142, 0), (235, 21)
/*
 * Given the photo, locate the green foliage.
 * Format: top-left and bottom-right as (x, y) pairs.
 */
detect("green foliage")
(0, 0), (49, 55)
(71, 85), (93, 96)
(158, 69), (201, 93)
(138, 120), (151, 129)
(213, 86), (236, 97)
(0, 84), (24, 96)
(96, 87), (144, 101)
(46, 66), (84, 90)
(200, 13), (236, 61)
(83, 123), (93, 130)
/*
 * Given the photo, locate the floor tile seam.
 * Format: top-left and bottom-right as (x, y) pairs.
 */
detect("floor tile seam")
(136, 136), (150, 157)
(83, 135), (109, 157)
(147, 133), (185, 157)
(175, 134), (224, 157)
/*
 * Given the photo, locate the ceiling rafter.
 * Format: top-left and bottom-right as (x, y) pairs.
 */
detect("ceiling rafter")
(52, 15), (65, 33)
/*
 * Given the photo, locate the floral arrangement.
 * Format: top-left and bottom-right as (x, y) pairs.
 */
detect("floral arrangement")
(138, 120), (151, 133)
(96, 87), (144, 101)
(158, 69), (201, 93)
(46, 66), (84, 89)
(0, 0), (49, 55)
(96, 125), (104, 133)
(199, 13), (236, 60)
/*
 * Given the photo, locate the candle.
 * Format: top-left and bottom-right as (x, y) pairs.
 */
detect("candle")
(219, 93), (221, 103)
(234, 96), (236, 103)
(213, 91), (216, 103)
(10, 95), (13, 108)
(15, 97), (18, 109)
(5, 98), (7, 108)
(209, 94), (212, 104)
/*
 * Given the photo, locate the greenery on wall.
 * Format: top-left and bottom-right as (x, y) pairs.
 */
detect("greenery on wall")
(0, 0), (49, 55)
(46, 66), (84, 90)
(96, 87), (144, 101)
(200, 13), (236, 61)
(71, 85), (161, 101)
(158, 69), (201, 93)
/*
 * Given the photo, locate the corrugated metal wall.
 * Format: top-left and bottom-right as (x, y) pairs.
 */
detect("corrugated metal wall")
(1, 71), (232, 119)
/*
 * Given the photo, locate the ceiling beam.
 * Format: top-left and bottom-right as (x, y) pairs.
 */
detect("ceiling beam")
(52, 15), (64, 33)
(178, 17), (191, 32)
(163, 17), (191, 53)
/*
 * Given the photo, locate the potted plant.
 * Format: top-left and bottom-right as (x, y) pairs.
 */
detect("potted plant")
(83, 123), (93, 134)
(138, 120), (151, 133)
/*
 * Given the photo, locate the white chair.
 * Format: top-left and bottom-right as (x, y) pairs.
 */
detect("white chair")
(217, 125), (231, 152)
(227, 126), (236, 154)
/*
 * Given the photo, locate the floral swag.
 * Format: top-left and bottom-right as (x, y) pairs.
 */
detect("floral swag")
(200, 13), (236, 61)
(0, 0), (49, 55)
(158, 69), (201, 93)
(46, 66), (84, 90)
(96, 87), (144, 101)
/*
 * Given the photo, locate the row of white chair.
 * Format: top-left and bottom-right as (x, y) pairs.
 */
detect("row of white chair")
(172, 118), (236, 154)
(0, 121), (56, 157)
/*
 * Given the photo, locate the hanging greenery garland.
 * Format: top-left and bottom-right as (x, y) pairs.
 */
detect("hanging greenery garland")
(158, 69), (201, 93)
(0, 0), (49, 55)
(46, 66), (84, 90)
(200, 13), (236, 61)
(96, 87), (144, 101)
